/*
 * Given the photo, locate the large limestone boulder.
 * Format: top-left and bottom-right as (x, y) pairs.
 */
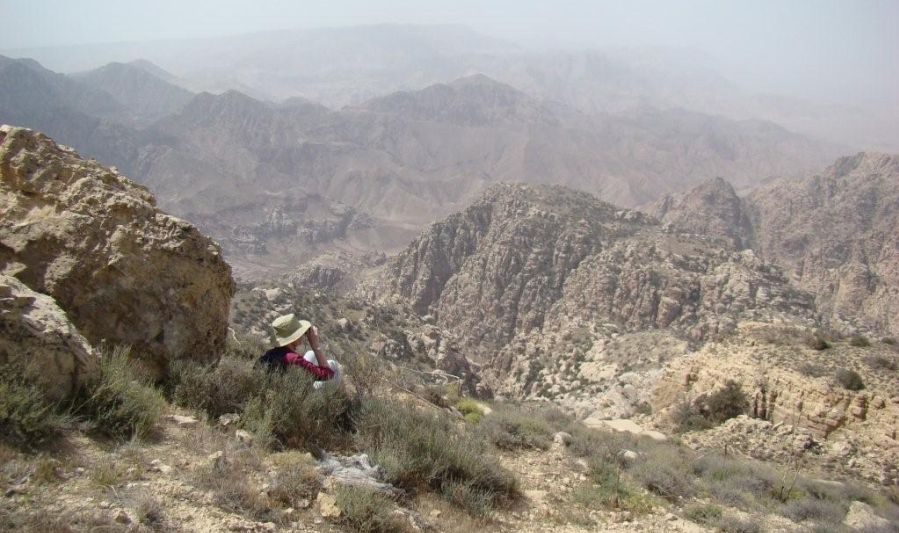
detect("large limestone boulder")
(0, 274), (97, 401)
(0, 125), (235, 375)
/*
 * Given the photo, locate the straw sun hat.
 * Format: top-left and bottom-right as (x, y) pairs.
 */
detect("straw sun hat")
(272, 313), (312, 346)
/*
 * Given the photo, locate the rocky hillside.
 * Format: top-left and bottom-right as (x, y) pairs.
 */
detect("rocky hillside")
(650, 152), (899, 338)
(0, 125), (234, 386)
(373, 183), (818, 404)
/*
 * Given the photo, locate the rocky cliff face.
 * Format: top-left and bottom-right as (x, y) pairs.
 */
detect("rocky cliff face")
(375, 183), (817, 404)
(650, 152), (899, 338)
(0, 125), (235, 379)
(651, 322), (899, 486)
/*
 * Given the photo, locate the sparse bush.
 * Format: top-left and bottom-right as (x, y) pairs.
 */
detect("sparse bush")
(242, 369), (351, 451)
(779, 497), (846, 524)
(73, 347), (165, 440)
(268, 454), (321, 508)
(691, 453), (779, 508)
(716, 515), (762, 533)
(193, 447), (275, 521)
(883, 337), (897, 346)
(0, 365), (70, 448)
(850, 335), (871, 348)
(355, 399), (518, 516)
(805, 334), (830, 351)
(671, 400), (714, 432)
(629, 445), (695, 502)
(171, 355), (265, 418)
(835, 368), (865, 391)
(335, 486), (408, 533)
(134, 491), (166, 529)
(476, 404), (554, 450)
(683, 503), (722, 525)
(865, 354), (898, 371)
(798, 363), (829, 378)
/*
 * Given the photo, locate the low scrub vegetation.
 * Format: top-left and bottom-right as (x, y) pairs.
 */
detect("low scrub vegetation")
(0, 365), (70, 448)
(71, 347), (166, 440)
(835, 368), (865, 390)
(672, 380), (748, 433)
(355, 399), (518, 516)
(335, 485), (408, 533)
(476, 403), (554, 450)
(849, 335), (871, 348)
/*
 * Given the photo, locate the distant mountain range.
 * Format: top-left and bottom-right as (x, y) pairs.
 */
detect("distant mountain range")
(0, 52), (848, 278)
(4, 24), (896, 152)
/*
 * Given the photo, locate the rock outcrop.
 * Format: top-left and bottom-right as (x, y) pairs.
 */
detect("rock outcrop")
(651, 322), (899, 486)
(376, 183), (817, 404)
(0, 274), (97, 400)
(651, 153), (899, 338)
(0, 125), (235, 376)
(746, 152), (899, 338)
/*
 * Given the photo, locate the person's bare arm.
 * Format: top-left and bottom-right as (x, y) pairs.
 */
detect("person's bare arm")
(306, 326), (329, 368)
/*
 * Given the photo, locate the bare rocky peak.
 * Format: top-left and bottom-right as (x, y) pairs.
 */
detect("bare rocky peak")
(360, 74), (550, 126)
(71, 60), (194, 123)
(647, 176), (753, 249)
(0, 125), (235, 385)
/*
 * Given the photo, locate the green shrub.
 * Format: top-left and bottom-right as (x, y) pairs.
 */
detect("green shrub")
(242, 369), (351, 451)
(691, 453), (779, 508)
(73, 347), (165, 440)
(835, 368), (865, 391)
(0, 368), (69, 448)
(335, 486), (408, 533)
(476, 404), (554, 450)
(355, 399), (518, 516)
(170, 355), (265, 418)
(673, 381), (748, 432)
(705, 381), (749, 424)
(455, 398), (484, 424)
(849, 335), (871, 348)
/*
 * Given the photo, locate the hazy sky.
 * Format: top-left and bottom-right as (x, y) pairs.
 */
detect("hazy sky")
(2, 0), (897, 105)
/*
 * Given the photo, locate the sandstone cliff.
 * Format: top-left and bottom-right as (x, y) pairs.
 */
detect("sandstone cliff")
(0, 125), (235, 379)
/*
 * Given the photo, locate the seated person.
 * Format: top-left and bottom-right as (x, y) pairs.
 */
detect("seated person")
(259, 313), (342, 387)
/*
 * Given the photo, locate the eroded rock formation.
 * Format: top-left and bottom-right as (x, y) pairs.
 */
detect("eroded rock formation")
(0, 125), (235, 376)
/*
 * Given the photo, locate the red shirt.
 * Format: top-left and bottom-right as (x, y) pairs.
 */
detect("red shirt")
(283, 351), (335, 380)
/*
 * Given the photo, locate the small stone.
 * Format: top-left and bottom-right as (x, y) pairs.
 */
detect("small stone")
(114, 510), (131, 524)
(553, 431), (573, 446)
(149, 459), (173, 474)
(283, 507), (295, 517)
(259, 522), (276, 531)
(665, 512), (677, 521)
(619, 449), (639, 463)
(168, 414), (198, 427)
(235, 429), (254, 444)
(99, 500), (111, 509)
(219, 413), (240, 426)
(429, 509), (442, 518)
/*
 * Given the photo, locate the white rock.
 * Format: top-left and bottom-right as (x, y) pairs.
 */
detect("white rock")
(844, 501), (891, 530)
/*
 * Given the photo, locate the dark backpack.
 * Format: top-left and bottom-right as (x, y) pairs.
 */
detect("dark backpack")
(256, 346), (289, 372)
